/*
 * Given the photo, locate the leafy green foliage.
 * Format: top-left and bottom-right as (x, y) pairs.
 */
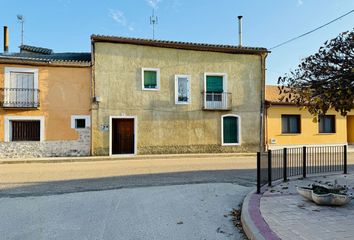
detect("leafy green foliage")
(278, 29), (354, 116)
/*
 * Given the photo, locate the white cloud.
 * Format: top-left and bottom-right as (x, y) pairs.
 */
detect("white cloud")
(109, 9), (127, 26)
(146, 0), (162, 9)
(109, 9), (134, 32)
(297, 0), (304, 6)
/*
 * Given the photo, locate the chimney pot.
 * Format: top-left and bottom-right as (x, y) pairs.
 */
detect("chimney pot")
(3, 26), (9, 53)
(237, 16), (243, 47)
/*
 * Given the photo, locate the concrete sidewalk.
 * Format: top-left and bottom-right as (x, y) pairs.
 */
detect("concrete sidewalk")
(0, 183), (250, 240)
(242, 174), (354, 240)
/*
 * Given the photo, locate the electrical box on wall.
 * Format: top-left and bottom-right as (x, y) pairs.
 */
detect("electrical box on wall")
(270, 138), (277, 144)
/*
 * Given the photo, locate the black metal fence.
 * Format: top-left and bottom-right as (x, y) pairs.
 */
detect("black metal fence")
(257, 145), (348, 193)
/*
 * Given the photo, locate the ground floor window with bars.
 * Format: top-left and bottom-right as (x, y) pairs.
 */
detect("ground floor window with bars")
(11, 120), (40, 141)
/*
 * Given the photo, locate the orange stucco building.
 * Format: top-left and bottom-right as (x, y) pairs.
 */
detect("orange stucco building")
(0, 45), (91, 158)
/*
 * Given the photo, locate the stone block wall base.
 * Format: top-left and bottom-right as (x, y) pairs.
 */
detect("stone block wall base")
(0, 129), (90, 158)
(93, 143), (259, 156)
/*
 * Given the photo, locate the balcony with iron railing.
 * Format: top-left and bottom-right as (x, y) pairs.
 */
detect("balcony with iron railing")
(0, 88), (40, 108)
(202, 92), (232, 110)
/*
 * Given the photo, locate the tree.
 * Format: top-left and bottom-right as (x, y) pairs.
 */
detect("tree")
(278, 29), (354, 116)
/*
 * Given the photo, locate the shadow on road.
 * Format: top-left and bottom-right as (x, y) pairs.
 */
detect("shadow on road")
(0, 169), (256, 198)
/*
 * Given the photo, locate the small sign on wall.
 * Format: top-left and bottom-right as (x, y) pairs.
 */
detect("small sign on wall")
(100, 124), (109, 131)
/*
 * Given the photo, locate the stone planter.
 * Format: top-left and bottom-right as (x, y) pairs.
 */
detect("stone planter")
(296, 186), (313, 201)
(311, 192), (352, 206)
(297, 184), (352, 206)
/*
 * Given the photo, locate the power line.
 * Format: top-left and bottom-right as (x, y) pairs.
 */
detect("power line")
(269, 9), (354, 50)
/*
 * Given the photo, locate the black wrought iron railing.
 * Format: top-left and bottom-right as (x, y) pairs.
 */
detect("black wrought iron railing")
(202, 92), (232, 110)
(257, 145), (348, 193)
(0, 88), (40, 108)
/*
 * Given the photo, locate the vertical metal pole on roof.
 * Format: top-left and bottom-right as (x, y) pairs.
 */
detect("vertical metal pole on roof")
(150, 9), (158, 40)
(17, 15), (24, 46)
(237, 16), (243, 47)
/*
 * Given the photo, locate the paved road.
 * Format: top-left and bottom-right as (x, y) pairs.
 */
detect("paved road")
(0, 156), (256, 197)
(0, 183), (250, 240)
(0, 156), (255, 240)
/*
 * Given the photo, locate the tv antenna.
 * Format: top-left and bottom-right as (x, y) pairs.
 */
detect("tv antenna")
(17, 14), (24, 46)
(149, 9), (158, 39)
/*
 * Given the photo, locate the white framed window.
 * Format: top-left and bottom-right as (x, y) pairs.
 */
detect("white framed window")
(221, 114), (241, 146)
(204, 72), (227, 93)
(142, 68), (160, 91)
(203, 73), (229, 110)
(4, 116), (45, 142)
(71, 115), (90, 129)
(4, 67), (39, 108)
(175, 75), (191, 104)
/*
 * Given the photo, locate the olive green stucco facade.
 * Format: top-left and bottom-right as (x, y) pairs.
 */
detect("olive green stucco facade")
(91, 36), (267, 155)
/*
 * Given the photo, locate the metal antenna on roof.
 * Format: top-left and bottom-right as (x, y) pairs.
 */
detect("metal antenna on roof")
(16, 14), (24, 46)
(149, 9), (158, 39)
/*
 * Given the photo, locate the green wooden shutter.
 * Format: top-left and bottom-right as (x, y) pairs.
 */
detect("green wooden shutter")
(144, 71), (157, 88)
(223, 116), (238, 143)
(206, 76), (223, 93)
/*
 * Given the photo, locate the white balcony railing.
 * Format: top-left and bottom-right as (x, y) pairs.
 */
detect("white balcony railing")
(202, 92), (232, 110)
(0, 88), (40, 108)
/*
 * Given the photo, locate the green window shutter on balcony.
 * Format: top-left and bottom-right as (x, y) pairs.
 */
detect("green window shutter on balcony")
(206, 76), (223, 93)
(144, 71), (157, 88)
(223, 116), (238, 144)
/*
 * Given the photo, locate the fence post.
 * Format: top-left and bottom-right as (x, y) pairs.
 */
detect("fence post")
(303, 146), (307, 178)
(344, 145), (348, 174)
(268, 150), (272, 186)
(257, 152), (261, 194)
(283, 148), (287, 181)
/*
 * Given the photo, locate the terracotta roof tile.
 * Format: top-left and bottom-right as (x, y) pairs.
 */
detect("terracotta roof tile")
(91, 35), (269, 55)
(265, 85), (295, 105)
(19, 45), (53, 55)
(0, 52), (91, 63)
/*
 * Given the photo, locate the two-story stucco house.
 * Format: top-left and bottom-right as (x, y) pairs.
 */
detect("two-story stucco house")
(91, 35), (268, 156)
(0, 44), (92, 158)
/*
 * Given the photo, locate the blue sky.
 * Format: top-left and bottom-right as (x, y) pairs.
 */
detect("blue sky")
(1, 0), (353, 84)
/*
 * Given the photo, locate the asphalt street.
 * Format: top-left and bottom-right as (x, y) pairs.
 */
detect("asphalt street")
(0, 156), (256, 197)
(0, 183), (250, 240)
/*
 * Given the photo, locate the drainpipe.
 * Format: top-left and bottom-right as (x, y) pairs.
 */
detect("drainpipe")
(260, 52), (268, 152)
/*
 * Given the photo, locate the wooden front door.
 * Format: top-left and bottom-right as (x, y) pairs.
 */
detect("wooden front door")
(112, 118), (135, 154)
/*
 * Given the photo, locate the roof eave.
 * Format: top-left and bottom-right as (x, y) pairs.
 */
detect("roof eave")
(91, 35), (270, 55)
(0, 57), (91, 67)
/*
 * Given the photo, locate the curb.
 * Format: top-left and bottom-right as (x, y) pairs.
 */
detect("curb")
(241, 188), (281, 240)
(0, 152), (256, 164)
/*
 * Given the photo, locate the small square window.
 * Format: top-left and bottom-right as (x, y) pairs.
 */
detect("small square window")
(75, 119), (86, 129)
(71, 115), (90, 129)
(319, 115), (335, 133)
(142, 68), (160, 90)
(281, 115), (301, 134)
